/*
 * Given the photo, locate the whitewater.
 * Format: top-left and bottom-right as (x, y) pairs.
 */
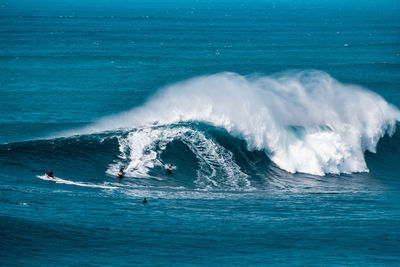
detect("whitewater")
(61, 70), (400, 176)
(2, 1), (400, 265)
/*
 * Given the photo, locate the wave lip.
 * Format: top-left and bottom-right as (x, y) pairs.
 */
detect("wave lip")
(107, 125), (252, 190)
(63, 70), (400, 176)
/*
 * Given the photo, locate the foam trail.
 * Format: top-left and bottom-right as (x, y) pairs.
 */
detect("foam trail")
(36, 175), (118, 189)
(106, 126), (252, 190)
(63, 70), (400, 175)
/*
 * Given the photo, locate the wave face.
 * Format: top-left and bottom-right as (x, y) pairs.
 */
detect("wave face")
(106, 124), (253, 190)
(61, 71), (400, 176)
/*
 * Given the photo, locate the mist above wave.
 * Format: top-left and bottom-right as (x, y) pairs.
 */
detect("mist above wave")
(68, 70), (400, 175)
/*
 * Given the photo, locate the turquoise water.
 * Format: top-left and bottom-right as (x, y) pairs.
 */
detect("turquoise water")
(1, 0), (400, 265)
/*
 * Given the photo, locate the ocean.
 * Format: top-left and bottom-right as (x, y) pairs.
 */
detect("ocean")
(1, 0), (400, 265)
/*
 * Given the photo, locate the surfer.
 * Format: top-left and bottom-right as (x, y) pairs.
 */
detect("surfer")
(47, 170), (54, 178)
(166, 164), (173, 175)
(143, 198), (147, 205)
(117, 167), (124, 181)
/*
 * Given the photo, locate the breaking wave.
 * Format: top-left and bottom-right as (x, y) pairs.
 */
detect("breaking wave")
(106, 125), (252, 190)
(59, 70), (400, 176)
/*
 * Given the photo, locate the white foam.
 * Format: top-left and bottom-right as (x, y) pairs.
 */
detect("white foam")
(63, 71), (400, 176)
(36, 175), (118, 189)
(107, 126), (252, 190)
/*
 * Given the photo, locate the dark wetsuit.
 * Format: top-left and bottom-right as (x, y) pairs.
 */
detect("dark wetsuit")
(167, 166), (173, 174)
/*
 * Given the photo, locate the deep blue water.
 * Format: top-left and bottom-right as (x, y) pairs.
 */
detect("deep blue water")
(1, 0), (400, 265)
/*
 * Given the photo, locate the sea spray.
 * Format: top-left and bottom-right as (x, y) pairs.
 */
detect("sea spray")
(62, 71), (400, 175)
(106, 126), (252, 189)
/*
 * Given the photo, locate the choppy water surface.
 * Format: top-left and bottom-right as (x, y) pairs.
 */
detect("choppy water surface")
(1, 0), (400, 265)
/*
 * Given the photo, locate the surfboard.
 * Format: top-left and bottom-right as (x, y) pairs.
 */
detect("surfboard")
(37, 174), (60, 181)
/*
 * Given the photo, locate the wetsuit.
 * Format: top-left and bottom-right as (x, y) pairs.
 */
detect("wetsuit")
(167, 168), (173, 174)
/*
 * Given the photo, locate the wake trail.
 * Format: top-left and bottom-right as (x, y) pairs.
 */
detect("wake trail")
(36, 175), (118, 189)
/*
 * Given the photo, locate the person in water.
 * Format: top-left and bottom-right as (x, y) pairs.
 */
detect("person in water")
(143, 198), (147, 204)
(166, 164), (173, 175)
(47, 170), (54, 178)
(118, 167), (124, 181)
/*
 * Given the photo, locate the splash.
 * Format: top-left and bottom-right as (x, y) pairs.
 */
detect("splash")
(36, 175), (118, 189)
(64, 70), (400, 176)
(106, 125), (252, 190)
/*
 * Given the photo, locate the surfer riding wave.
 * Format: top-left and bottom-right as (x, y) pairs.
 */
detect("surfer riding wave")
(55, 71), (400, 177)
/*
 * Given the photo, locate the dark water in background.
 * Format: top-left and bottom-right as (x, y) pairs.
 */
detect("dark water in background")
(1, 0), (399, 142)
(1, 0), (400, 265)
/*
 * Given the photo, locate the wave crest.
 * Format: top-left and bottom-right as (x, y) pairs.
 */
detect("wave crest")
(107, 125), (252, 190)
(65, 70), (400, 175)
